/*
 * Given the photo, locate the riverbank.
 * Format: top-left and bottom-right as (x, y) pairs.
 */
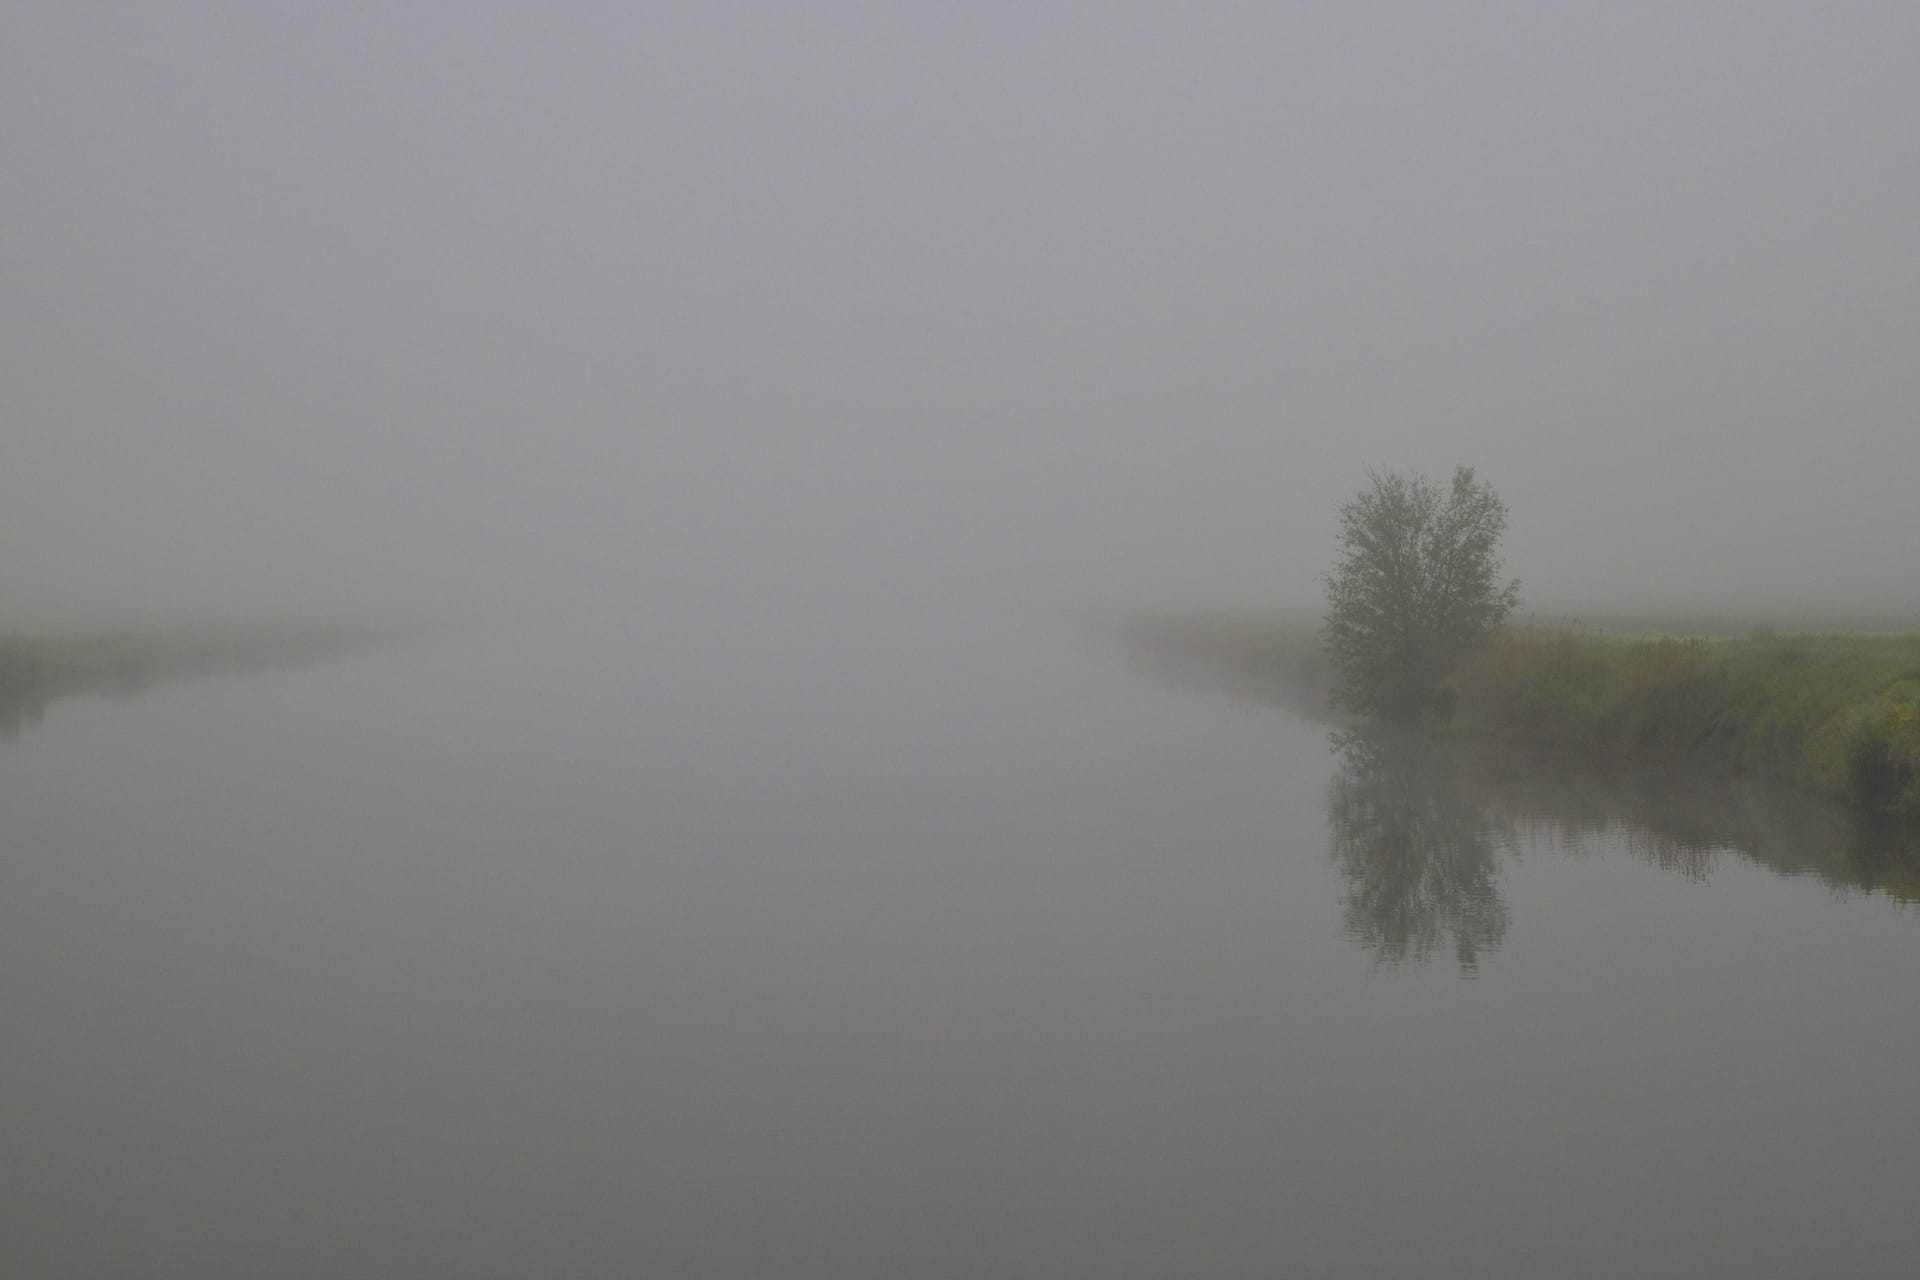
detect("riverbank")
(0, 622), (419, 737)
(1119, 613), (1920, 819)
(1442, 626), (1920, 818)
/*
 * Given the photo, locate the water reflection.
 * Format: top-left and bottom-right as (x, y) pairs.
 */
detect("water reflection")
(0, 651), (53, 739)
(1327, 728), (1920, 971)
(1327, 731), (1511, 971)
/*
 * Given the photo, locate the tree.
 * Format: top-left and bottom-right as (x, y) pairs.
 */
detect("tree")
(1322, 466), (1519, 721)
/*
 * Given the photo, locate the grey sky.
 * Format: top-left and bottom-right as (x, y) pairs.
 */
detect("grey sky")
(6, 2), (1917, 624)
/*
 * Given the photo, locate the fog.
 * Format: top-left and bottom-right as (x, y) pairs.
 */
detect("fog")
(7, 2), (1918, 626)
(12, 12), (1920, 1274)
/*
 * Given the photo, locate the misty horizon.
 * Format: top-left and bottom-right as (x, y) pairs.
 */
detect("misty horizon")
(8, 4), (1917, 626)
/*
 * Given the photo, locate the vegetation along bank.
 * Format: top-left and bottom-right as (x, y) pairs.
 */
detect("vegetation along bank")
(1303, 462), (1920, 820)
(0, 622), (418, 737)
(1439, 625), (1920, 819)
(1126, 614), (1920, 821)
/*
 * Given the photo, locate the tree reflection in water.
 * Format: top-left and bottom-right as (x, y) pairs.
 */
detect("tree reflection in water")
(1326, 730), (1512, 972)
(1326, 728), (1920, 972)
(1125, 621), (1920, 969)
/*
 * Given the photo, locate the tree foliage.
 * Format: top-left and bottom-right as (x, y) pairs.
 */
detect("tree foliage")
(1323, 466), (1520, 721)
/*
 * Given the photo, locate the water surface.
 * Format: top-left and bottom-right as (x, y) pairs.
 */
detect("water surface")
(5, 605), (1917, 1276)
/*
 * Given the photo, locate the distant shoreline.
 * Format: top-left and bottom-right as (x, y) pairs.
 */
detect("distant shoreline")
(0, 622), (419, 737)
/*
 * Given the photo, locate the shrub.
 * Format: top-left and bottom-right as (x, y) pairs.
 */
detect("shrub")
(1322, 466), (1520, 722)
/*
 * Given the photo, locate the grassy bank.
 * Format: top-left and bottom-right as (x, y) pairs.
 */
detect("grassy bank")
(1117, 611), (1920, 820)
(1439, 626), (1920, 818)
(0, 622), (417, 736)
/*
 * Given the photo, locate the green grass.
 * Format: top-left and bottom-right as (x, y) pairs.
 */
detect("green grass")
(1114, 609), (1920, 819)
(1440, 625), (1920, 818)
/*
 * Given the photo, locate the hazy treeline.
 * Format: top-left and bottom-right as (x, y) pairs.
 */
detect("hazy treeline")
(0, 623), (426, 738)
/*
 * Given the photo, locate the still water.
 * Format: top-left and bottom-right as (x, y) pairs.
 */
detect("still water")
(5, 605), (1918, 1277)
